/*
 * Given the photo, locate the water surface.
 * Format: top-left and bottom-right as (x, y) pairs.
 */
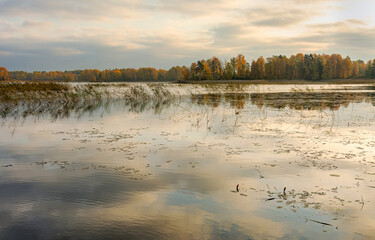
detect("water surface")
(1, 84), (375, 239)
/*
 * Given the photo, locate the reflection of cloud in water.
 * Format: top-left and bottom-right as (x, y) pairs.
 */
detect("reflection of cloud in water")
(0, 157), (287, 239)
(192, 91), (375, 111)
(1, 84), (375, 239)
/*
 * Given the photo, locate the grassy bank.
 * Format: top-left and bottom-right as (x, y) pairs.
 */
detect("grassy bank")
(0, 82), (104, 103)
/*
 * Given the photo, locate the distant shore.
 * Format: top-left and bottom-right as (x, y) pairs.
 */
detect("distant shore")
(176, 79), (375, 85)
(2, 79), (375, 85)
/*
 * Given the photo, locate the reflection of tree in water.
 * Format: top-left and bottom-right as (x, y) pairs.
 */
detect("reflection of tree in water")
(127, 98), (175, 115)
(1, 99), (113, 121)
(191, 92), (375, 111)
(191, 93), (249, 110)
(0, 97), (176, 122)
(2, 90), (375, 122)
(250, 92), (375, 111)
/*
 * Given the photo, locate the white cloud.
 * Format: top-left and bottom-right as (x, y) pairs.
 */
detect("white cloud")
(52, 48), (84, 56)
(0, 0), (374, 71)
(0, 51), (14, 56)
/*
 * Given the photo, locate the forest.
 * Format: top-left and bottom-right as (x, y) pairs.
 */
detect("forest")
(2, 53), (375, 82)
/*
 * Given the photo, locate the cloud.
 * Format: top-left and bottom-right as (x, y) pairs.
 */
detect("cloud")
(0, 51), (13, 56)
(52, 48), (84, 56)
(294, 21), (375, 49)
(21, 20), (51, 28)
(0, 0), (236, 21)
(345, 19), (367, 25)
(153, 0), (239, 17)
(244, 7), (309, 27)
(0, 0), (142, 20)
(0, 0), (374, 71)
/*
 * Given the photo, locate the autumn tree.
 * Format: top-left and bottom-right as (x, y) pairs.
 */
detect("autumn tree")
(251, 57), (265, 80)
(190, 62), (198, 80)
(342, 57), (353, 79)
(207, 57), (222, 80)
(371, 60), (375, 78)
(256, 57), (265, 80)
(351, 61), (360, 78)
(166, 66), (183, 81)
(181, 66), (190, 81)
(80, 69), (100, 82)
(236, 54), (248, 79)
(157, 69), (167, 81)
(0, 67), (9, 81)
(196, 60), (204, 80)
(201, 60), (212, 80)
(250, 60), (257, 79)
(196, 60), (212, 80)
(100, 70), (110, 81)
(303, 54), (319, 80)
(296, 53), (305, 79)
(365, 60), (373, 78)
(223, 61), (234, 80)
(9, 71), (28, 81)
(285, 55), (297, 80)
(113, 69), (122, 81)
(31, 71), (42, 81)
(358, 60), (366, 78)
(122, 68), (137, 81)
(265, 55), (287, 80)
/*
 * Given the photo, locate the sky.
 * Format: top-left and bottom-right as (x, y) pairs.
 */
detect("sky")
(0, 0), (375, 71)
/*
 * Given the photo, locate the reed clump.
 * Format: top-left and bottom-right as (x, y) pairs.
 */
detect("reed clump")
(0, 82), (176, 120)
(0, 82), (71, 103)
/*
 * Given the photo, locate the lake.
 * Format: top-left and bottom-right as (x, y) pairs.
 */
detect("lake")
(0, 83), (374, 239)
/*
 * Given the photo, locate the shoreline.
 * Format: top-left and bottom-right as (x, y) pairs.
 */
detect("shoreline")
(1, 79), (375, 85)
(176, 79), (375, 85)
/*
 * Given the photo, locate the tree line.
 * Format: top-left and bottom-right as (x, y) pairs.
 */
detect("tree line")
(6, 67), (183, 82)
(185, 54), (374, 81)
(2, 53), (375, 82)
